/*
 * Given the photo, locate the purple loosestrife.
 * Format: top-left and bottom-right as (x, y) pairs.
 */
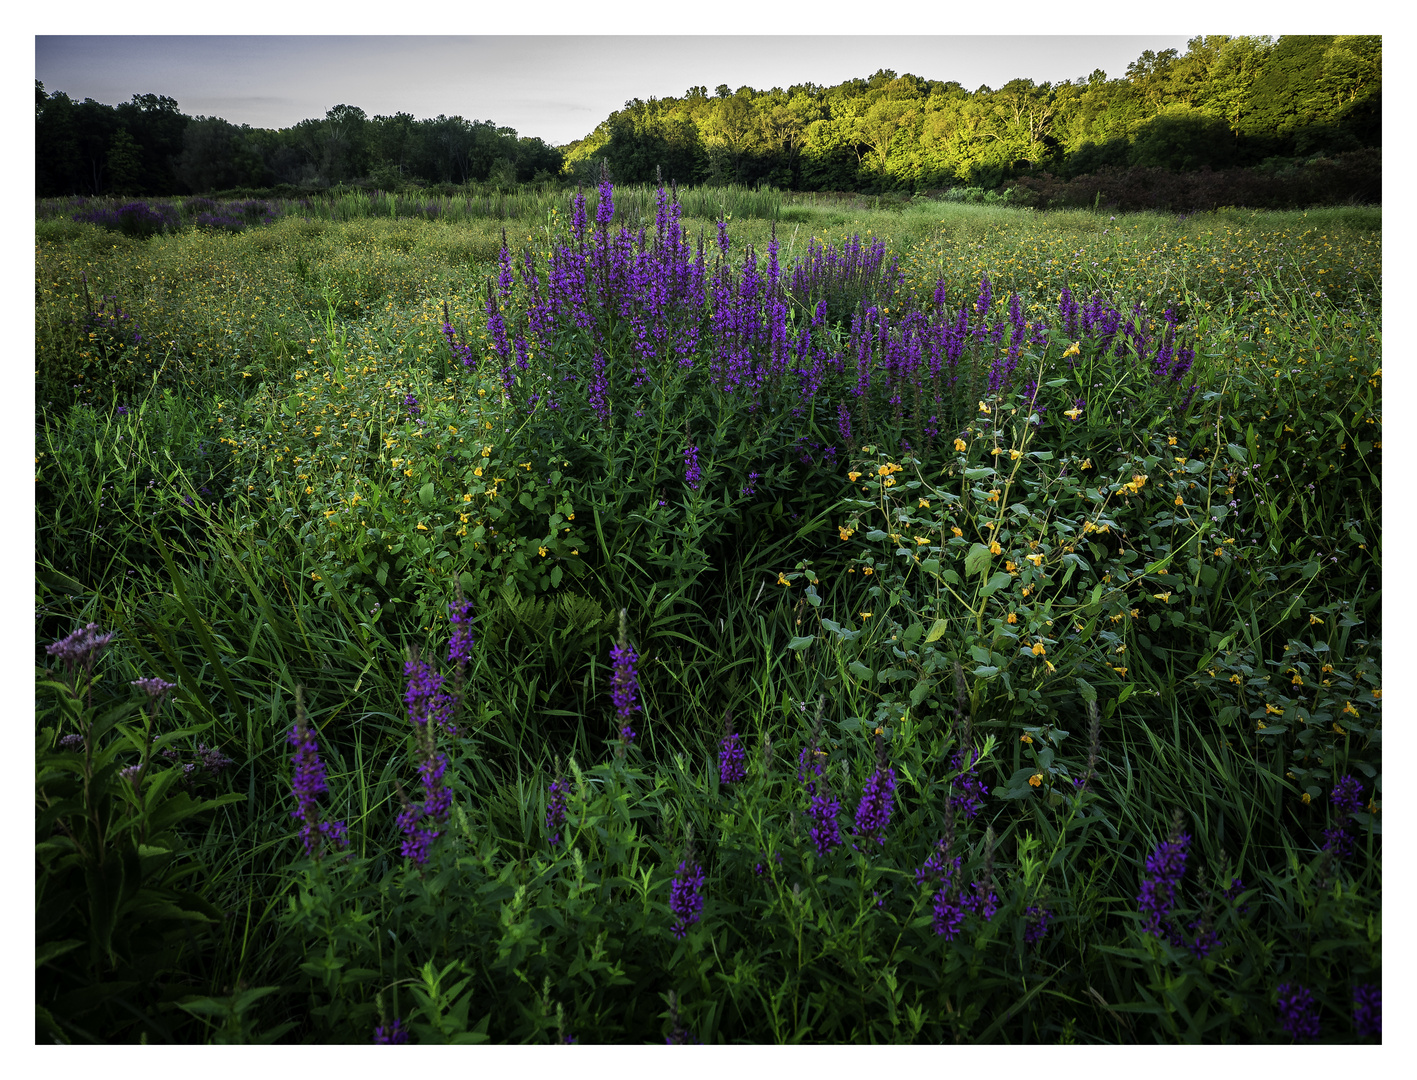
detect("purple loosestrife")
(404, 656), (455, 735)
(374, 1018), (409, 1044)
(719, 711), (746, 785)
(683, 443), (701, 490)
(1137, 821), (1190, 941)
(807, 780), (842, 858)
(669, 860), (705, 939)
(1323, 774), (1364, 861)
(1276, 983), (1321, 1042)
(545, 777), (569, 845)
(587, 350), (610, 424)
(1023, 905), (1051, 945)
(447, 597), (475, 672)
(397, 650), (453, 866)
(404, 393), (420, 419)
(1352, 983), (1380, 1038)
(288, 693), (348, 861)
(611, 609), (640, 745)
(853, 731), (896, 849)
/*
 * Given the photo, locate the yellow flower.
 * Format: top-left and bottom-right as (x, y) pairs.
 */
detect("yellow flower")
(520, 462), (532, 471)
(474, 466), (483, 477)
(777, 572), (791, 585)
(1026, 553), (1044, 567)
(848, 471), (862, 482)
(978, 400), (990, 413)
(1028, 773), (1043, 788)
(1062, 341), (1081, 358)
(878, 464), (892, 476)
(1372, 688), (1382, 700)
(862, 566), (874, 576)
(1167, 435), (1177, 446)
(1343, 701), (1359, 717)
(1291, 674), (1303, 686)
(463, 493), (473, 502)
(1080, 458), (1092, 470)
(1044, 659), (1055, 673)
(1007, 612), (1017, 624)
(953, 438), (967, 452)
(1005, 560), (1018, 572)
(989, 540), (1002, 555)
(1333, 722), (1348, 736)
(859, 611), (873, 619)
(538, 546), (548, 557)
(1174, 495), (1184, 506)
(1153, 592), (1171, 603)
(839, 525), (855, 541)
(1265, 703), (1284, 716)
(915, 536), (930, 545)
(417, 523), (429, 531)
(882, 477), (895, 487)
(1020, 733), (1032, 744)
(1031, 641), (1046, 656)
(951, 526), (963, 537)
(991, 447), (1003, 457)
(918, 498), (930, 508)
(1010, 449), (1022, 460)
(1302, 792), (1311, 805)
(1309, 614), (1323, 625)
(1064, 407), (1082, 420)
(311, 572), (321, 581)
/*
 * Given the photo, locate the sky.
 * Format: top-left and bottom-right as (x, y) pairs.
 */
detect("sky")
(33, 29), (1220, 148)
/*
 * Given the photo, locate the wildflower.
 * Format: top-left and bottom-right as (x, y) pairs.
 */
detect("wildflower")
(1031, 642), (1046, 657)
(1020, 733), (1032, 744)
(1309, 614), (1323, 625)
(1028, 773), (1043, 787)
(953, 438), (967, 452)
(1352, 983), (1381, 1038)
(545, 777), (569, 845)
(989, 540), (1002, 555)
(46, 622), (116, 693)
(668, 859), (705, 938)
(719, 711), (747, 785)
(978, 400), (990, 414)
(610, 610), (640, 744)
(853, 732), (895, 849)
(130, 676), (176, 701)
(1277, 983), (1321, 1042)
(1023, 905), (1051, 944)
(951, 526), (963, 537)
(683, 443), (701, 490)
(807, 777), (842, 858)
(288, 693), (348, 861)
(447, 596), (475, 670)
(1062, 341), (1081, 358)
(374, 1018), (409, 1044)
(1006, 612), (1018, 624)
(838, 525), (854, 541)
(1137, 823), (1190, 940)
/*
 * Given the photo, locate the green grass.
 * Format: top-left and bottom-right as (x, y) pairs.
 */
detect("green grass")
(35, 193), (1381, 1044)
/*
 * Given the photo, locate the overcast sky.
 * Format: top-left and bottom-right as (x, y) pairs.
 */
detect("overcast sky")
(34, 34), (1208, 148)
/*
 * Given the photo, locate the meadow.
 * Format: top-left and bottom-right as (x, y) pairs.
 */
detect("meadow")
(35, 181), (1381, 1043)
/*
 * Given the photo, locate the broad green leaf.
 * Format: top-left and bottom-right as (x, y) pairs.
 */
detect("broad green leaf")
(964, 543), (991, 578)
(925, 619), (948, 643)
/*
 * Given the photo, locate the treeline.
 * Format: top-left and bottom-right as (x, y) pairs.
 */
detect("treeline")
(568, 35), (1380, 192)
(34, 91), (564, 198)
(36, 34), (1379, 201)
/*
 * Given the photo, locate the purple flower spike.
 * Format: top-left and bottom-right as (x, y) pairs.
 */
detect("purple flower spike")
(853, 736), (895, 849)
(288, 701), (347, 861)
(669, 860), (705, 938)
(1023, 904), (1051, 944)
(545, 777), (569, 845)
(611, 609), (640, 745)
(1137, 828), (1190, 940)
(1352, 983), (1380, 1038)
(1277, 983), (1321, 1042)
(131, 676), (176, 700)
(374, 1018), (409, 1044)
(719, 724), (746, 786)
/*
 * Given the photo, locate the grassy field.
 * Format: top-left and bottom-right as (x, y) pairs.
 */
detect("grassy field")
(36, 185), (1381, 1044)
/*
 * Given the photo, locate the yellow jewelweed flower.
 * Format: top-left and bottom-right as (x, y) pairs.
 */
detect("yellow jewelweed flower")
(989, 540), (1002, 555)
(1333, 723), (1347, 736)
(1302, 792), (1311, 805)
(1007, 612), (1018, 624)
(777, 573), (791, 585)
(978, 400), (990, 414)
(1064, 407), (1082, 420)
(1309, 614), (1323, 625)
(1026, 553), (1044, 567)
(859, 611), (873, 619)
(953, 438), (967, 452)
(1343, 701), (1359, 717)
(918, 498), (930, 508)
(1174, 496), (1184, 506)
(1372, 688), (1382, 699)
(1031, 642), (1046, 656)
(538, 546), (547, 557)
(1028, 773), (1043, 788)
(915, 536), (930, 545)
(1020, 733), (1032, 744)
(1153, 592), (1171, 603)
(839, 525), (855, 541)
(951, 526), (963, 537)
(417, 523), (428, 531)
(1010, 449), (1022, 460)
(1265, 703), (1284, 716)
(1062, 341), (1081, 358)
(848, 471), (862, 482)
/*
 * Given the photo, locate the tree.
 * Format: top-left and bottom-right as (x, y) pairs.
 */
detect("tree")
(106, 129), (143, 193)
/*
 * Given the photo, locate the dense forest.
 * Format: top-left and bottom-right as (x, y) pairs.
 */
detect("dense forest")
(35, 34), (1379, 198)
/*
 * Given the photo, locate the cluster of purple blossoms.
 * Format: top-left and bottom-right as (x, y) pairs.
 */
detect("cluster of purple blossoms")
(948, 743), (986, 820)
(288, 708), (348, 861)
(397, 655), (454, 866)
(374, 1018), (409, 1044)
(47, 622), (117, 692)
(447, 598), (476, 672)
(668, 859), (706, 939)
(807, 783), (842, 858)
(610, 610), (640, 745)
(403, 657), (456, 736)
(1352, 983), (1380, 1038)
(545, 777), (569, 845)
(853, 736), (896, 849)
(1023, 905), (1052, 945)
(719, 716), (747, 785)
(916, 832), (998, 941)
(404, 393), (420, 419)
(1322, 774), (1364, 861)
(1137, 829), (1191, 941)
(683, 443), (701, 490)
(1276, 983), (1321, 1042)
(131, 676), (176, 700)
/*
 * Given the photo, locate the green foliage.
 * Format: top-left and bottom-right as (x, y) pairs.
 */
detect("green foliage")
(34, 196), (1380, 1042)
